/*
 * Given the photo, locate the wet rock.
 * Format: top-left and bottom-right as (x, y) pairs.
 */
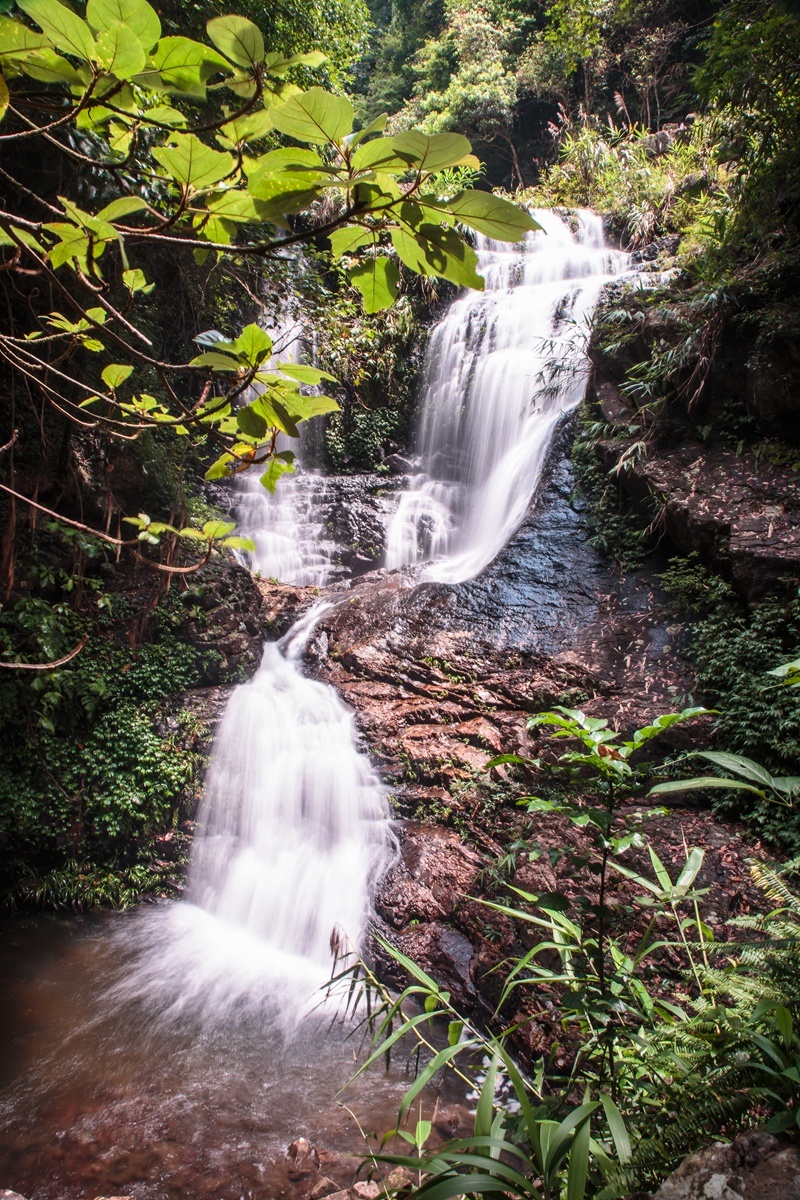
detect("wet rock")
(595, 439), (800, 599)
(397, 921), (477, 1009)
(376, 823), (482, 929)
(353, 1183), (381, 1200)
(652, 1131), (800, 1200)
(383, 454), (415, 475)
(288, 1138), (320, 1170)
(383, 1167), (413, 1193)
(310, 1178), (339, 1199)
(181, 558), (265, 681)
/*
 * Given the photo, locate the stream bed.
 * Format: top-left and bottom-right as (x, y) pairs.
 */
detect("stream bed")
(0, 911), (464, 1200)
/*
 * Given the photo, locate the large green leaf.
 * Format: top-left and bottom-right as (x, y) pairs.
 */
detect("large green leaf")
(348, 255), (400, 312)
(206, 14), (263, 67)
(215, 323), (272, 365)
(446, 191), (541, 242)
(260, 456), (295, 493)
(218, 108), (273, 146)
(391, 130), (473, 173)
(17, 0), (96, 60)
(351, 137), (412, 174)
(328, 226), (371, 258)
(237, 404), (267, 439)
(204, 191), (270, 222)
(271, 86), (353, 145)
(264, 48), (326, 76)
(138, 36), (231, 96)
(648, 777), (767, 798)
(695, 750), (777, 788)
(86, 0), (160, 51)
(94, 22), (146, 78)
(95, 196), (147, 222)
(153, 135), (234, 189)
(391, 222), (483, 289)
(0, 72), (7, 122)
(0, 17), (50, 56)
(9, 45), (82, 82)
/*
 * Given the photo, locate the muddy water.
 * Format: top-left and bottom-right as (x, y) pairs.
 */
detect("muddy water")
(0, 912), (462, 1200)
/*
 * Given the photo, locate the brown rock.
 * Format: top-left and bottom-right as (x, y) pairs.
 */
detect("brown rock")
(309, 1178), (339, 1200)
(653, 1131), (800, 1199)
(353, 1182), (381, 1200)
(383, 1167), (413, 1193)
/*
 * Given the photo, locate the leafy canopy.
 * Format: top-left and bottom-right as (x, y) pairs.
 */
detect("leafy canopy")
(0, 0), (540, 497)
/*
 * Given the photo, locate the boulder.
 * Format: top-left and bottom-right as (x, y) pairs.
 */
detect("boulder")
(652, 1131), (800, 1200)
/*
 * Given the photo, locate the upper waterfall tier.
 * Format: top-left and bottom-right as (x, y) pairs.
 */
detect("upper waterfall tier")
(385, 209), (628, 584)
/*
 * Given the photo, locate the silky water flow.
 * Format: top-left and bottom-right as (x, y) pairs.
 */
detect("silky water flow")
(386, 209), (628, 583)
(0, 210), (626, 1199)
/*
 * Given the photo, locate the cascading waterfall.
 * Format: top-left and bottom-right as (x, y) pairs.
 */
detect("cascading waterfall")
(386, 209), (628, 584)
(233, 316), (338, 587)
(107, 602), (390, 1023)
(187, 602), (389, 975)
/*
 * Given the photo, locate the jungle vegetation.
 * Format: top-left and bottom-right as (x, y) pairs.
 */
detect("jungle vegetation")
(1, 0), (800, 1193)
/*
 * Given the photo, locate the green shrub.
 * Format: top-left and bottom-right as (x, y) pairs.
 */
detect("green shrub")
(660, 555), (800, 847)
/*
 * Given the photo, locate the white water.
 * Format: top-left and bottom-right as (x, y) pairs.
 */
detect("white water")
(105, 601), (389, 1026)
(188, 602), (389, 975)
(233, 316), (338, 587)
(386, 209), (627, 584)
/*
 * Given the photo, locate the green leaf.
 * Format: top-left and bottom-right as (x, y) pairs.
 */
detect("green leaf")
(346, 111), (388, 148)
(648, 777), (767, 799)
(140, 36), (231, 96)
(101, 362), (133, 388)
(0, 72), (7, 123)
(96, 196), (147, 223)
(121, 267), (153, 293)
(260, 456), (295, 492)
(237, 404), (267, 439)
(271, 86), (353, 145)
(329, 226), (372, 259)
(348, 255), (400, 312)
(567, 1105), (591, 1200)
(190, 350), (240, 371)
(391, 130), (473, 173)
(217, 322), (272, 366)
(86, 0), (160, 50)
(0, 17), (50, 57)
(220, 534), (255, 551)
(598, 1094), (631, 1164)
(277, 363), (335, 385)
(17, 0), (96, 61)
(391, 222), (483, 289)
(218, 108), (273, 146)
(200, 519), (235, 539)
(474, 1054), (499, 1138)
(351, 137), (412, 174)
(398, 1043), (468, 1120)
(695, 750), (777, 789)
(446, 191), (541, 243)
(263, 48), (326, 75)
(93, 21), (145, 78)
(153, 134), (234, 189)
(206, 14), (263, 67)
(675, 847), (704, 892)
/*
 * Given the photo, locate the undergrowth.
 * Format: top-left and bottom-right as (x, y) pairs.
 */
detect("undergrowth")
(661, 554), (800, 847)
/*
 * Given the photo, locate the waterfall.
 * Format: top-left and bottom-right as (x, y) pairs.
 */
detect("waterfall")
(233, 315), (338, 587)
(188, 602), (389, 971)
(386, 209), (628, 584)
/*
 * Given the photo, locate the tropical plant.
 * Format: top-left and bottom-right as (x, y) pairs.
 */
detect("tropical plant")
(0, 0), (537, 570)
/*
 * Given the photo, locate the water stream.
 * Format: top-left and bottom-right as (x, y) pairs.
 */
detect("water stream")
(0, 207), (624, 1199)
(386, 209), (627, 583)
